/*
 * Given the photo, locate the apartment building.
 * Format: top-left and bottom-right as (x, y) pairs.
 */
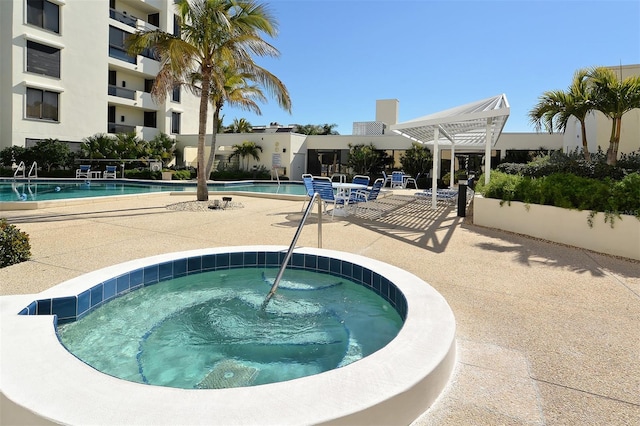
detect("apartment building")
(0, 0), (204, 151)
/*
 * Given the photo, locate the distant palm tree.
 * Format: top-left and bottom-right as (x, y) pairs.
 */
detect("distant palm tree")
(320, 123), (339, 135)
(127, 0), (287, 201)
(529, 69), (593, 161)
(227, 118), (253, 133)
(587, 66), (640, 165)
(229, 140), (262, 170)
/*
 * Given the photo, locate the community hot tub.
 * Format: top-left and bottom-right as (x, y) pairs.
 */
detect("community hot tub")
(0, 246), (456, 425)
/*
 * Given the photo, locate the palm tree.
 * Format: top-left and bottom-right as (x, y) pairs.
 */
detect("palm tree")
(227, 117), (253, 133)
(127, 0), (287, 201)
(529, 69), (593, 161)
(204, 61), (289, 178)
(229, 140), (262, 170)
(587, 66), (640, 165)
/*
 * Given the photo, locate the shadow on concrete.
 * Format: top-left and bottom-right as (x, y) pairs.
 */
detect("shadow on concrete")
(3, 206), (171, 224)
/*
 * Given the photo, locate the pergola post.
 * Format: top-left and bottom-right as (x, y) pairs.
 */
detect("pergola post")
(485, 118), (492, 185)
(432, 127), (440, 209)
(449, 142), (455, 188)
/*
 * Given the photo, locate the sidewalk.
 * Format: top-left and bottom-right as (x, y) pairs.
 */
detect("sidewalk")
(1, 192), (638, 425)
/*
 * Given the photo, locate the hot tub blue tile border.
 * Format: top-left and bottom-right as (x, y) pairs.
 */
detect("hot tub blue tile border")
(19, 251), (407, 322)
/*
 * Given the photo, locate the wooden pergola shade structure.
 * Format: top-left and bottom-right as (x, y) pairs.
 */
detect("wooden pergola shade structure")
(390, 94), (510, 208)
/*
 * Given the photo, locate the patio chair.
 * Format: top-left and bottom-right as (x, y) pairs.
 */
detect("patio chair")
(75, 165), (91, 179)
(352, 175), (370, 186)
(351, 178), (384, 214)
(382, 171), (392, 187)
(391, 171), (405, 189)
(312, 176), (348, 219)
(104, 165), (118, 179)
(301, 173), (314, 211)
(404, 173), (419, 189)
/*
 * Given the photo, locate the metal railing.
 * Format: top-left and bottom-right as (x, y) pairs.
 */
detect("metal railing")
(108, 85), (136, 100)
(261, 192), (323, 309)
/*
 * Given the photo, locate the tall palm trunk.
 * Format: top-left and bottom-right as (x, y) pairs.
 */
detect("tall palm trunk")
(196, 70), (211, 201)
(607, 118), (622, 165)
(578, 119), (590, 161)
(204, 103), (221, 178)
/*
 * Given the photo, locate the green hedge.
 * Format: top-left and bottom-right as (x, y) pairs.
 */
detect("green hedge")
(476, 171), (640, 219)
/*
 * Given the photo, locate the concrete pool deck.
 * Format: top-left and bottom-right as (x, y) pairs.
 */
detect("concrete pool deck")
(1, 191), (639, 425)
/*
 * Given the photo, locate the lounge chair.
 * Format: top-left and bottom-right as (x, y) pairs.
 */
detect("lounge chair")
(414, 188), (458, 205)
(312, 176), (348, 219)
(104, 165), (118, 179)
(391, 171), (405, 189)
(301, 173), (314, 211)
(75, 165), (91, 179)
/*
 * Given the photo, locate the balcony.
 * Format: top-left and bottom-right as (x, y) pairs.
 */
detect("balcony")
(109, 9), (136, 28)
(108, 123), (136, 134)
(109, 45), (136, 65)
(108, 85), (136, 100)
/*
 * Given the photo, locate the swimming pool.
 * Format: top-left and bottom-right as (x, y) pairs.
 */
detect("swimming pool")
(0, 179), (306, 208)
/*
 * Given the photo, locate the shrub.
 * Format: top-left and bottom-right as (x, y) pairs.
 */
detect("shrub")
(172, 170), (192, 180)
(0, 219), (31, 268)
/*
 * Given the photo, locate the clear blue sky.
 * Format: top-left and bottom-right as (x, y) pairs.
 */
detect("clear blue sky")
(221, 0), (640, 135)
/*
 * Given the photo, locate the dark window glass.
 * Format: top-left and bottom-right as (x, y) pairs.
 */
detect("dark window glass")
(109, 26), (127, 48)
(27, 0), (59, 34)
(148, 13), (159, 27)
(108, 70), (116, 86)
(109, 0), (116, 9)
(108, 105), (116, 123)
(26, 87), (58, 121)
(26, 40), (60, 78)
(144, 79), (154, 93)
(171, 112), (180, 134)
(172, 86), (180, 103)
(173, 14), (180, 37)
(144, 111), (157, 128)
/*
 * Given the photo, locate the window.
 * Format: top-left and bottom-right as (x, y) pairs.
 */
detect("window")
(144, 111), (157, 128)
(148, 12), (159, 28)
(26, 87), (59, 121)
(171, 112), (181, 134)
(172, 86), (180, 103)
(173, 14), (180, 37)
(108, 105), (116, 123)
(27, 0), (60, 34)
(108, 70), (116, 86)
(27, 40), (60, 78)
(144, 79), (154, 93)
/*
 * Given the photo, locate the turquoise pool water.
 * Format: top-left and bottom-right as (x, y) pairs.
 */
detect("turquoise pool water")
(56, 267), (403, 389)
(0, 180), (305, 202)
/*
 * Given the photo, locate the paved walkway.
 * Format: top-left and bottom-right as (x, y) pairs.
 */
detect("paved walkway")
(1, 191), (638, 425)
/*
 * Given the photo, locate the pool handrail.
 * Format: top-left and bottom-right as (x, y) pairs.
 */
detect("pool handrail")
(262, 192), (322, 309)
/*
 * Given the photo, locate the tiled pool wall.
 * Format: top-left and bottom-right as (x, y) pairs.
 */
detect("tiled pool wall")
(19, 251), (408, 325)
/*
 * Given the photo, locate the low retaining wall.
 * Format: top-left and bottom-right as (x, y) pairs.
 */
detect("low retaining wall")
(473, 196), (640, 261)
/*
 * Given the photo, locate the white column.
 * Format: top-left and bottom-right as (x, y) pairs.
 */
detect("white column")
(485, 119), (492, 185)
(449, 143), (455, 188)
(432, 127), (440, 209)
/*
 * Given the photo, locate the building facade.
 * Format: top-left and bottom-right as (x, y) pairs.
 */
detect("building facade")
(0, 0), (204, 151)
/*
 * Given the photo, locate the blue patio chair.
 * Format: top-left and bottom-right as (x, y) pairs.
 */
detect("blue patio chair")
(104, 165), (118, 179)
(382, 171), (392, 187)
(301, 173), (314, 211)
(352, 175), (370, 186)
(404, 173), (419, 189)
(312, 176), (348, 219)
(75, 165), (91, 179)
(391, 171), (405, 189)
(352, 178), (384, 215)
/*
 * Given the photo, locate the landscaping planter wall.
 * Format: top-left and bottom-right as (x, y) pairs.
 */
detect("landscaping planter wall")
(473, 196), (640, 261)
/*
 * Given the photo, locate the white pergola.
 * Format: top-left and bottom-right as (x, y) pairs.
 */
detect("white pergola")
(390, 94), (510, 208)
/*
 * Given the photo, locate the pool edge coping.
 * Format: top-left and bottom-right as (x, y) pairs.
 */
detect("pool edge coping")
(0, 246), (456, 425)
